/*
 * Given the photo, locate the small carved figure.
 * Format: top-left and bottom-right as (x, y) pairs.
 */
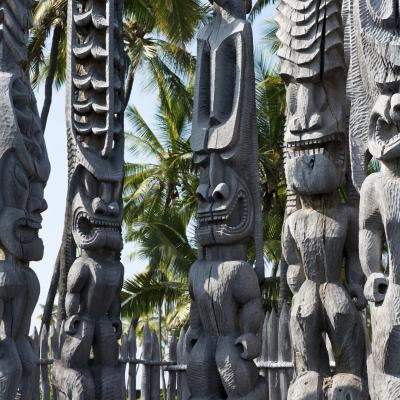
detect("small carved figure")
(0, 1), (50, 398)
(187, 0), (267, 398)
(277, 0), (369, 397)
(51, 0), (125, 398)
(347, 0), (400, 396)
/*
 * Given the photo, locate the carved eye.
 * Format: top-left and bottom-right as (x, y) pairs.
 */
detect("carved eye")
(83, 170), (99, 197)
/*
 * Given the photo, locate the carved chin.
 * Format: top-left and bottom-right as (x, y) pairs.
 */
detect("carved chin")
(286, 154), (342, 195)
(197, 191), (253, 246)
(73, 211), (122, 250)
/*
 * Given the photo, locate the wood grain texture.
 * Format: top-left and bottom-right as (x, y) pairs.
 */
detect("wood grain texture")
(51, 1), (126, 398)
(187, 0), (266, 398)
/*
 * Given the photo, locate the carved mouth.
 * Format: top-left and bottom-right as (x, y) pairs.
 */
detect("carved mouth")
(371, 118), (400, 158)
(74, 211), (120, 243)
(197, 190), (249, 234)
(286, 132), (345, 166)
(16, 216), (42, 244)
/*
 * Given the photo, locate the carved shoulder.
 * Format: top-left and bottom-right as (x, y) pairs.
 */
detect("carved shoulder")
(359, 173), (382, 227)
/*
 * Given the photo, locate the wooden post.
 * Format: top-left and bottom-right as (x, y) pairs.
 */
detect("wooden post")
(151, 331), (161, 400)
(120, 333), (129, 398)
(278, 303), (292, 399)
(267, 309), (280, 400)
(40, 327), (50, 400)
(128, 325), (137, 400)
(260, 312), (270, 382)
(32, 328), (40, 400)
(167, 336), (177, 400)
(141, 323), (152, 400)
(49, 325), (59, 400)
(177, 328), (185, 400)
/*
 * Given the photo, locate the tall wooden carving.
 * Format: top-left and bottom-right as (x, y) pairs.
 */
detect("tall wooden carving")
(187, 0), (267, 398)
(346, 0), (400, 397)
(0, 0), (50, 398)
(277, 0), (369, 398)
(51, 0), (125, 398)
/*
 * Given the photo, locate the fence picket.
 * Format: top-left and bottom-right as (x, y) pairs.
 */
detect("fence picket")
(268, 309), (280, 400)
(151, 331), (161, 400)
(167, 336), (177, 400)
(278, 303), (292, 399)
(32, 328), (40, 400)
(141, 323), (152, 400)
(128, 325), (137, 400)
(40, 327), (50, 400)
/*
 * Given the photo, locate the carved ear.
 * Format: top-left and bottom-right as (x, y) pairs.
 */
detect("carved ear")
(245, 0), (252, 13)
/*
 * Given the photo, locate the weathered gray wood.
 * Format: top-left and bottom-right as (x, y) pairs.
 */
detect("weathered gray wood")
(278, 303), (291, 400)
(187, 0), (266, 398)
(277, 0), (369, 397)
(51, 0), (126, 398)
(167, 336), (178, 400)
(151, 331), (161, 400)
(176, 328), (186, 400)
(345, 0), (400, 397)
(40, 327), (50, 400)
(120, 333), (129, 398)
(141, 323), (152, 400)
(267, 310), (279, 400)
(260, 312), (270, 383)
(0, 1), (50, 398)
(128, 325), (137, 400)
(32, 328), (40, 400)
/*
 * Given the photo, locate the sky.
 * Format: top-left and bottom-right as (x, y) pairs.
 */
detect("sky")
(30, 3), (276, 330)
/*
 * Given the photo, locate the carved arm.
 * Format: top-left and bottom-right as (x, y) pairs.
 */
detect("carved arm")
(359, 179), (387, 303)
(282, 218), (305, 294)
(344, 206), (367, 310)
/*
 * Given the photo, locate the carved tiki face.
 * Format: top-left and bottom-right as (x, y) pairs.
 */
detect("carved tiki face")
(276, 0), (346, 195)
(71, 166), (123, 251)
(0, 76), (50, 261)
(191, 0), (256, 248)
(359, 0), (400, 162)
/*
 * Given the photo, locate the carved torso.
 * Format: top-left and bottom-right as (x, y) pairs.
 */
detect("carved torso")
(67, 256), (123, 319)
(189, 260), (257, 337)
(286, 204), (353, 284)
(361, 173), (400, 284)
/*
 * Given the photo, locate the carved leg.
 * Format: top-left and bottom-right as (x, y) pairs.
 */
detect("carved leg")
(15, 337), (37, 399)
(187, 332), (225, 400)
(91, 317), (122, 400)
(215, 336), (266, 400)
(53, 319), (95, 399)
(322, 283), (365, 377)
(290, 280), (328, 375)
(0, 337), (21, 400)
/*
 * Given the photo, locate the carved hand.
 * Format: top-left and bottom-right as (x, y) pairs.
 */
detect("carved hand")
(235, 333), (261, 360)
(64, 315), (81, 335)
(347, 283), (368, 310)
(364, 272), (389, 304)
(186, 326), (201, 353)
(111, 317), (122, 339)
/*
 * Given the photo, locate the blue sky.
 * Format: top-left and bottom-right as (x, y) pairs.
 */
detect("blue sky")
(31, 3), (276, 329)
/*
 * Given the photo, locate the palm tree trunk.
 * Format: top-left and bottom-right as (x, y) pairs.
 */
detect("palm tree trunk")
(41, 23), (62, 131)
(124, 63), (135, 110)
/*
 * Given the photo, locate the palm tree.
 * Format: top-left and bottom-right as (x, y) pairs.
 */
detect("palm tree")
(29, 0), (206, 131)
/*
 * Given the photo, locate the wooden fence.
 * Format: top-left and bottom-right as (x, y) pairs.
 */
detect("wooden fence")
(31, 304), (293, 399)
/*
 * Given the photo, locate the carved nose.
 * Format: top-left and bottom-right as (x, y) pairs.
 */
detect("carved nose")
(196, 184), (210, 202)
(289, 113), (321, 133)
(212, 183), (230, 201)
(390, 93), (400, 124)
(92, 198), (120, 216)
(92, 198), (107, 215)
